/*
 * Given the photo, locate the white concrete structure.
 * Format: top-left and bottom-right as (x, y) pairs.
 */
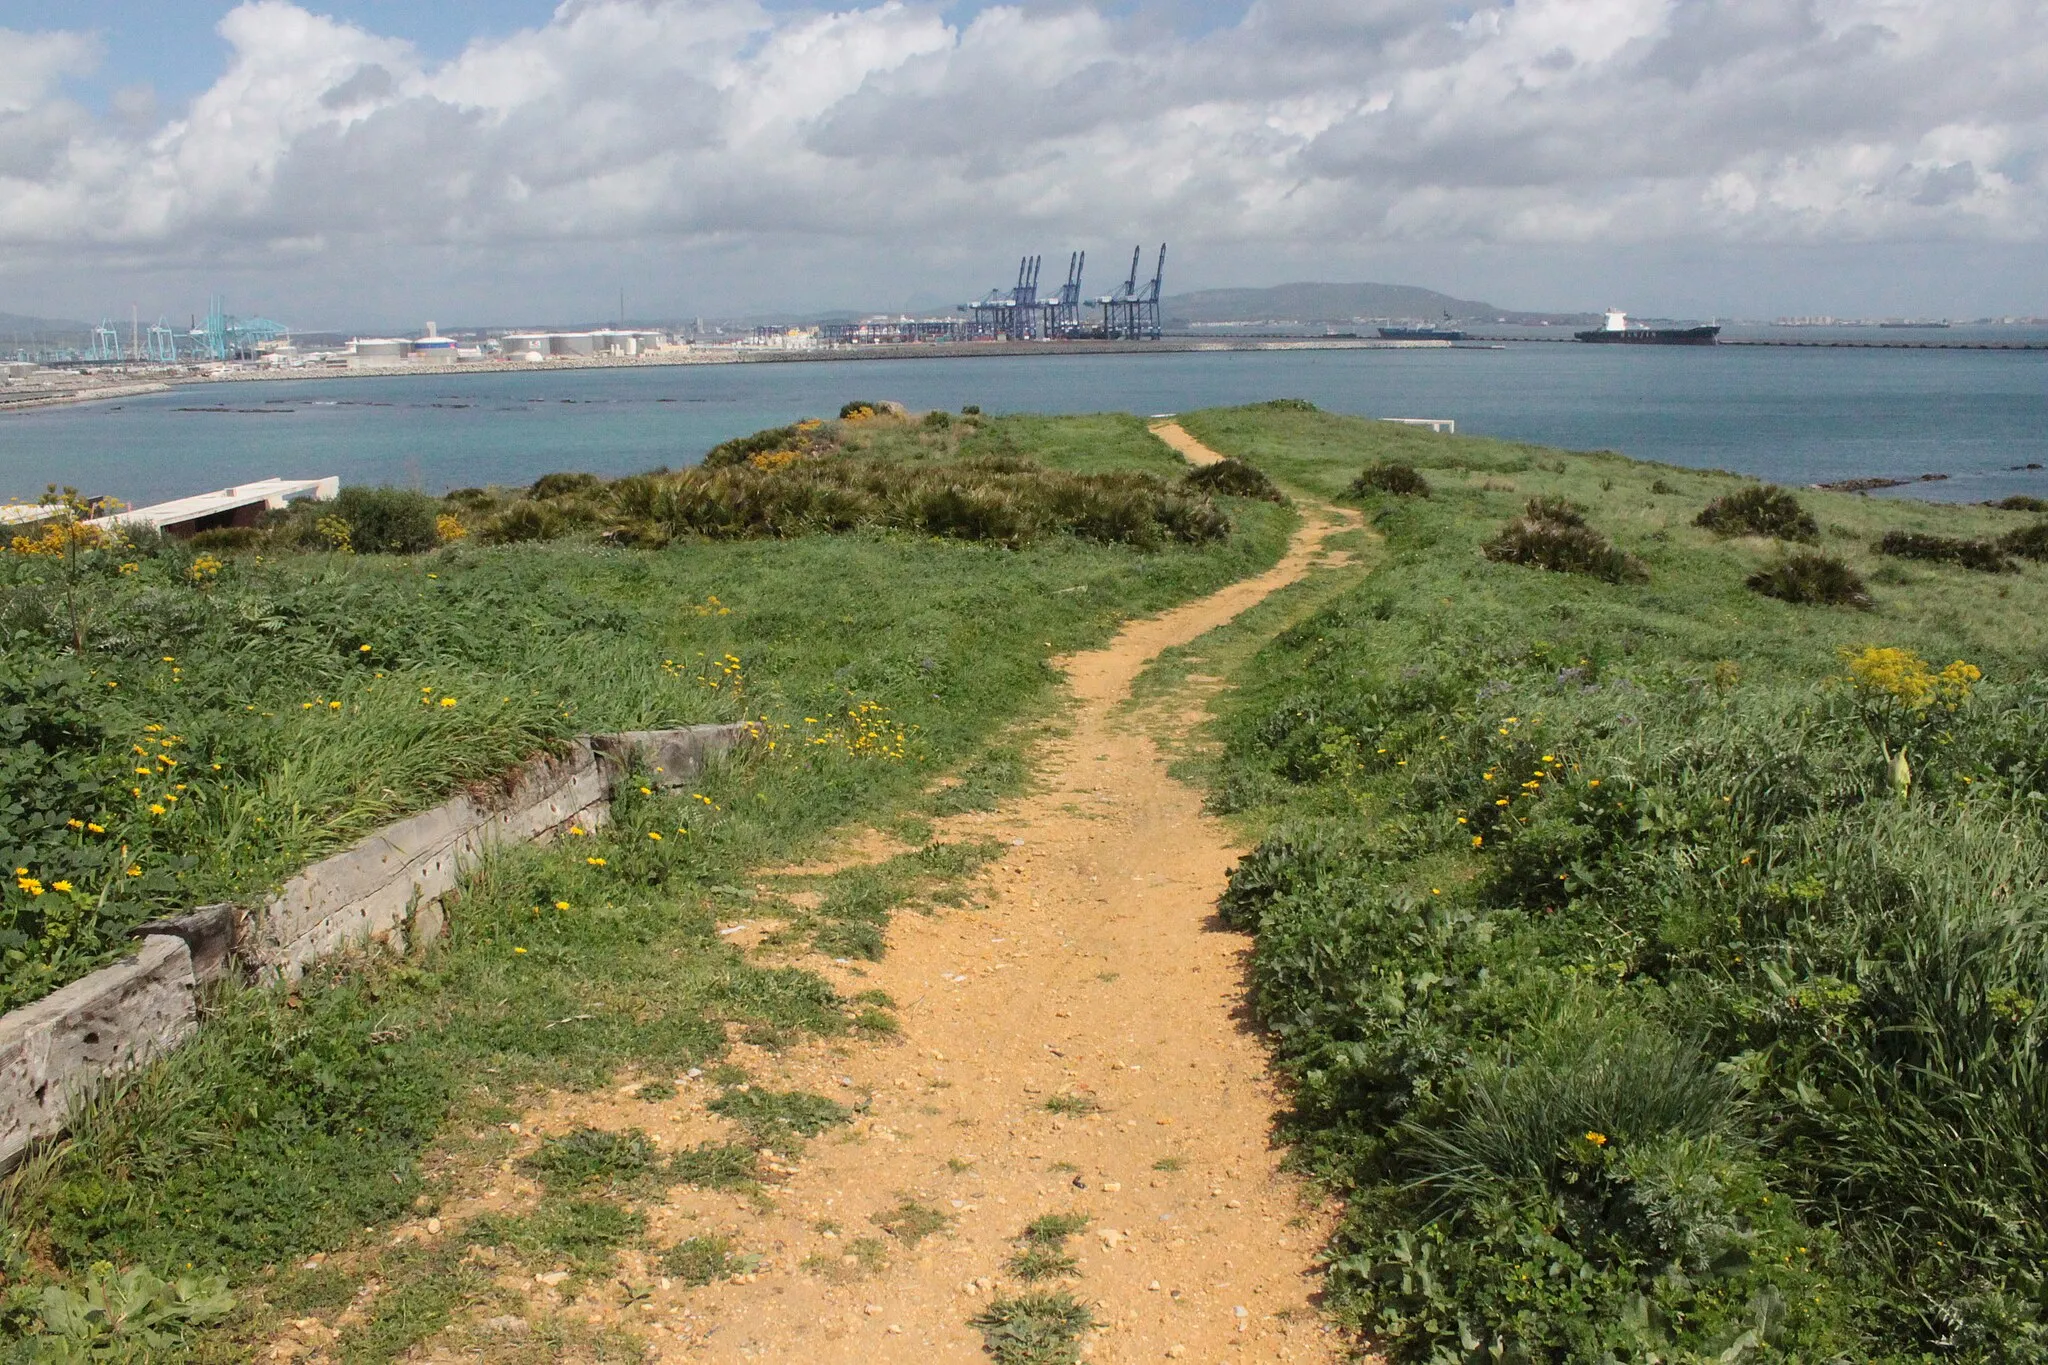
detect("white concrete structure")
(88, 477), (339, 536)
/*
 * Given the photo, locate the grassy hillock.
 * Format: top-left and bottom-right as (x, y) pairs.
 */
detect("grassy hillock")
(0, 410), (1289, 1358)
(1176, 402), (2048, 1362)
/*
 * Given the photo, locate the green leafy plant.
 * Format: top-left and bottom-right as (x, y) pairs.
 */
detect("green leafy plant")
(969, 1291), (1095, 1365)
(26, 1262), (233, 1362)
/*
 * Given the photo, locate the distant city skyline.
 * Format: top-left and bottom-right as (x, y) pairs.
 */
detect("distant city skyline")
(1, 1), (2042, 329)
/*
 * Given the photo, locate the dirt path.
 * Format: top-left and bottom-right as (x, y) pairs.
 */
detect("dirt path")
(410, 428), (1364, 1362)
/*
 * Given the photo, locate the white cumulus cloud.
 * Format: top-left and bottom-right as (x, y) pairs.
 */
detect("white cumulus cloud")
(0, 0), (2041, 318)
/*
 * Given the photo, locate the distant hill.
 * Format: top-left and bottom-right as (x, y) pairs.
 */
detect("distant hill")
(0, 312), (90, 342)
(1160, 282), (1585, 329)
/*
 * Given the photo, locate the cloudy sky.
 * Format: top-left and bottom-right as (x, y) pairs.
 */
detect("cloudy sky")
(1, 0), (2042, 329)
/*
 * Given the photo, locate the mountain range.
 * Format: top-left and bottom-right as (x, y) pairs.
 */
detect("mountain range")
(1159, 282), (1588, 328)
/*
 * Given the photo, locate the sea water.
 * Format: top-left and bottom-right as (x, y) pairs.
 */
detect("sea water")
(3, 341), (2045, 507)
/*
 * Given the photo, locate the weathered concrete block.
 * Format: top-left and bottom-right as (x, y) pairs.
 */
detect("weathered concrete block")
(592, 722), (756, 789)
(129, 903), (240, 983)
(256, 743), (612, 979)
(0, 722), (764, 1162)
(0, 935), (195, 1172)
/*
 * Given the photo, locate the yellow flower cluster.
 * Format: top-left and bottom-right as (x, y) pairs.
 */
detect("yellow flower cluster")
(8, 520), (112, 557)
(188, 555), (224, 583)
(841, 405), (877, 422)
(691, 594), (733, 617)
(801, 699), (909, 759)
(1843, 647), (1981, 710)
(435, 513), (468, 542)
(746, 449), (803, 471)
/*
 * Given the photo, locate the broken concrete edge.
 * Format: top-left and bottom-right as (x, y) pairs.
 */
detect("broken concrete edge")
(0, 721), (755, 1175)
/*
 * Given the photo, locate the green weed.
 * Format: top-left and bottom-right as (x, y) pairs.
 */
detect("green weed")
(969, 1291), (1095, 1365)
(670, 1143), (761, 1189)
(660, 1234), (757, 1286)
(1042, 1093), (1100, 1116)
(466, 1197), (644, 1276)
(870, 1199), (951, 1247)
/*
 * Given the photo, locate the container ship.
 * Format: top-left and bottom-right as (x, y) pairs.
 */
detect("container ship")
(1574, 310), (1719, 345)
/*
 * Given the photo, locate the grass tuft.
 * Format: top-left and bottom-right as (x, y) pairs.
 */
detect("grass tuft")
(1350, 462), (1431, 498)
(870, 1198), (951, 1247)
(1875, 529), (2015, 573)
(1183, 458), (1287, 503)
(1695, 484), (1819, 541)
(660, 1234), (757, 1286)
(1482, 498), (1646, 583)
(1746, 551), (1873, 607)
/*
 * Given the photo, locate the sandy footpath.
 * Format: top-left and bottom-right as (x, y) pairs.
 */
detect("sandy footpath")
(352, 425), (1365, 1363)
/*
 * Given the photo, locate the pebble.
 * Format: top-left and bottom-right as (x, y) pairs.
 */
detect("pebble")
(535, 1271), (570, 1287)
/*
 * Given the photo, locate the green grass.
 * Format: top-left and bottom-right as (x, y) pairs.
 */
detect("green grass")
(660, 1233), (755, 1286)
(0, 412), (1291, 1361)
(1006, 1212), (1091, 1281)
(1178, 401), (2048, 1363)
(869, 1198), (951, 1247)
(0, 409), (1289, 1013)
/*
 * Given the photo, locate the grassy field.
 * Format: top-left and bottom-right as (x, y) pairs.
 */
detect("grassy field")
(0, 409), (1291, 1360)
(1174, 401), (2048, 1362)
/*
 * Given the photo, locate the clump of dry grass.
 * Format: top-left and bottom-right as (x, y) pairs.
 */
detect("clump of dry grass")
(1482, 497), (1646, 583)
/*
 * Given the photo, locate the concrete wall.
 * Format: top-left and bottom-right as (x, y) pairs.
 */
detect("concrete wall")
(0, 722), (753, 1173)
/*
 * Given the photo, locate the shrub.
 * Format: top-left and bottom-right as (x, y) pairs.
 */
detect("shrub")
(1184, 458), (1286, 503)
(701, 424), (804, 469)
(920, 409), (951, 429)
(1482, 499), (1645, 583)
(1874, 530), (2015, 573)
(1990, 495), (2048, 512)
(186, 526), (261, 552)
(1255, 397), (1318, 411)
(528, 471), (600, 499)
(1746, 551), (1873, 607)
(480, 501), (565, 544)
(1522, 494), (1586, 527)
(328, 487), (440, 554)
(644, 458), (1228, 549)
(839, 400), (890, 420)
(1695, 484), (1819, 541)
(1998, 521), (2048, 562)
(1350, 463), (1430, 498)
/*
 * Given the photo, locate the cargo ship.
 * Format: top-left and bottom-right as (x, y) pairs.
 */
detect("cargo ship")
(1574, 310), (1719, 345)
(1379, 313), (1466, 341)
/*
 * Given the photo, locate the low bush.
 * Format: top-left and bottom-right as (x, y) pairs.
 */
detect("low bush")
(1350, 463), (1430, 498)
(1203, 423), (2048, 1360)
(327, 487), (440, 554)
(1695, 483), (1819, 541)
(1482, 498), (1645, 583)
(1875, 529), (2015, 573)
(528, 471), (600, 499)
(1183, 458), (1286, 503)
(1747, 551), (1873, 607)
(701, 424), (808, 469)
(647, 458), (1228, 549)
(1991, 495), (2048, 512)
(1998, 521), (2048, 562)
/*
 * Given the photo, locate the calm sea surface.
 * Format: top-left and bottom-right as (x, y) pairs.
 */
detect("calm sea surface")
(4, 340), (2046, 507)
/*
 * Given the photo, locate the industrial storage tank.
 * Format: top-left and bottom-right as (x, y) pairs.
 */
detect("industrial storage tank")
(352, 337), (411, 360)
(550, 333), (597, 357)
